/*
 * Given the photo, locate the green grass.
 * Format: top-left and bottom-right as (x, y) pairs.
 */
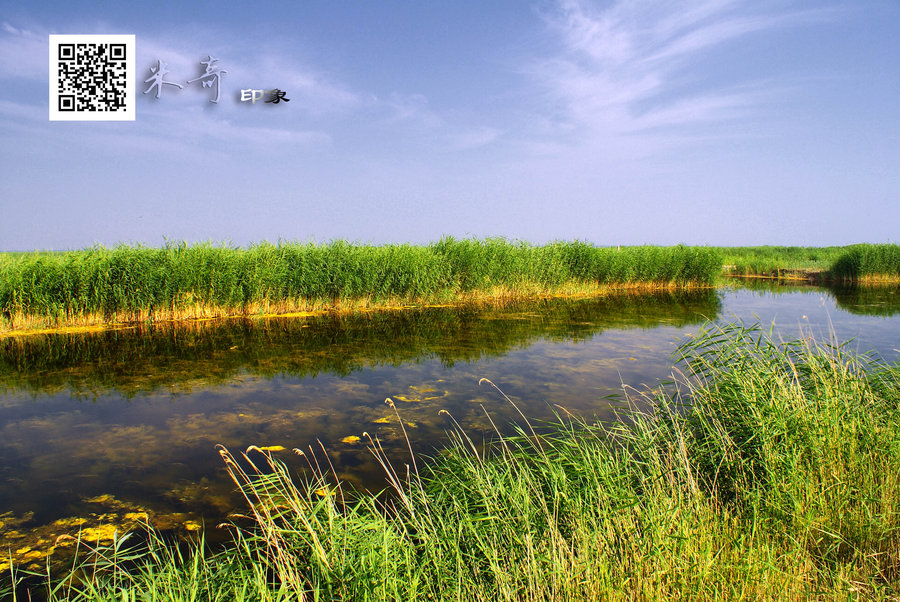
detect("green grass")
(716, 246), (846, 276)
(717, 244), (900, 282)
(6, 531), (289, 602)
(830, 243), (900, 282)
(5, 241), (899, 331)
(0, 239), (721, 331)
(15, 323), (900, 600)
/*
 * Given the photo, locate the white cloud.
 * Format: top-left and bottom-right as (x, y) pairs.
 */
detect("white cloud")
(247, 54), (362, 116)
(0, 98), (43, 122)
(531, 0), (837, 144)
(0, 21), (47, 81)
(377, 92), (443, 128)
(448, 126), (502, 150)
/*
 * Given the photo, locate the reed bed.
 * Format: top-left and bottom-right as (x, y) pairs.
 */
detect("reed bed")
(0, 239), (721, 332)
(716, 246), (845, 277)
(16, 324), (900, 600)
(830, 243), (900, 283)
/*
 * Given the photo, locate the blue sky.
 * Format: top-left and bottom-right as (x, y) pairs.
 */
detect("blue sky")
(1, 0), (898, 250)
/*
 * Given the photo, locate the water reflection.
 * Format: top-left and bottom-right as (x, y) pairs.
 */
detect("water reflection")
(0, 291), (720, 398)
(1, 284), (898, 572)
(0, 291), (720, 567)
(725, 278), (900, 317)
(830, 284), (900, 317)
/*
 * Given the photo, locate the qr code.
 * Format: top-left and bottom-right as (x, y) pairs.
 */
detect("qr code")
(49, 35), (135, 121)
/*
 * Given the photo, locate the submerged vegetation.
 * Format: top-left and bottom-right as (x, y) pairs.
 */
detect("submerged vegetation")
(10, 324), (900, 600)
(0, 239), (720, 333)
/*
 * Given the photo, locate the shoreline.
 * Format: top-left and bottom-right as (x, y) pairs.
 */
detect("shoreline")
(0, 281), (712, 339)
(724, 268), (900, 285)
(5, 273), (899, 340)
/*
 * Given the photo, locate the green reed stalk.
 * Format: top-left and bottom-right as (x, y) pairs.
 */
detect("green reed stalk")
(0, 240), (721, 329)
(830, 243), (900, 282)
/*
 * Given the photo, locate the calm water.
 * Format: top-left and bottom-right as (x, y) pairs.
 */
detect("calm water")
(1, 283), (898, 566)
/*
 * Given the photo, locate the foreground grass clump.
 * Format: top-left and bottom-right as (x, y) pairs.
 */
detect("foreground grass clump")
(0, 239), (720, 332)
(21, 324), (900, 600)
(830, 243), (900, 283)
(3, 531), (280, 602)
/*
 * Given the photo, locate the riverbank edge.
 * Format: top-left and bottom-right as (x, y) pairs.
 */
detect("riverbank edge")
(5, 271), (899, 339)
(0, 280), (714, 339)
(723, 267), (900, 285)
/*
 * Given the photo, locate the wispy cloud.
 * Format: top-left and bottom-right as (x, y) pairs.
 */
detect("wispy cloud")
(378, 92), (443, 127)
(531, 0), (837, 144)
(447, 126), (502, 151)
(0, 21), (47, 81)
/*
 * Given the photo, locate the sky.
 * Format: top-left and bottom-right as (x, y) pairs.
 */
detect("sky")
(0, 0), (898, 250)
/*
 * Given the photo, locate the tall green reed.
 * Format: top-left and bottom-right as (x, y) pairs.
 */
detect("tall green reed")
(830, 243), (900, 281)
(1, 240), (721, 328)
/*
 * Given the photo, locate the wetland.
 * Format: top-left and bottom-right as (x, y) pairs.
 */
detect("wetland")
(1, 280), (898, 577)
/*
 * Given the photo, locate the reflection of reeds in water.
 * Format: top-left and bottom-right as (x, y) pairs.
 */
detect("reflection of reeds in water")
(19, 323), (899, 600)
(0, 290), (721, 397)
(830, 284), (900, 317)
(720, 277), (900, 317)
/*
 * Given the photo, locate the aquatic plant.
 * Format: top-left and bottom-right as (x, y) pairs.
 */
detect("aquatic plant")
(12, 323), (898, 600)
(830, 243), (900, 283)
(0, 240), (721, 332)
(716, 245), (845, 276)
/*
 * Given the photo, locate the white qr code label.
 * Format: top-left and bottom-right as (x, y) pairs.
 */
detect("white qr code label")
(49, 35), (135, 121)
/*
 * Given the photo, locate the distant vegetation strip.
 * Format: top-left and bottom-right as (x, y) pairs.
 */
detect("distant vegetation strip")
(719, 243), (900, 282)
(2, 241), (897, 332)
(716, 245), (845, 276)
(0, 239), (721, 331)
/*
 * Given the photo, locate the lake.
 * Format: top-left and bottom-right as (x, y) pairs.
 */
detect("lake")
(1, 282), (898, 566)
